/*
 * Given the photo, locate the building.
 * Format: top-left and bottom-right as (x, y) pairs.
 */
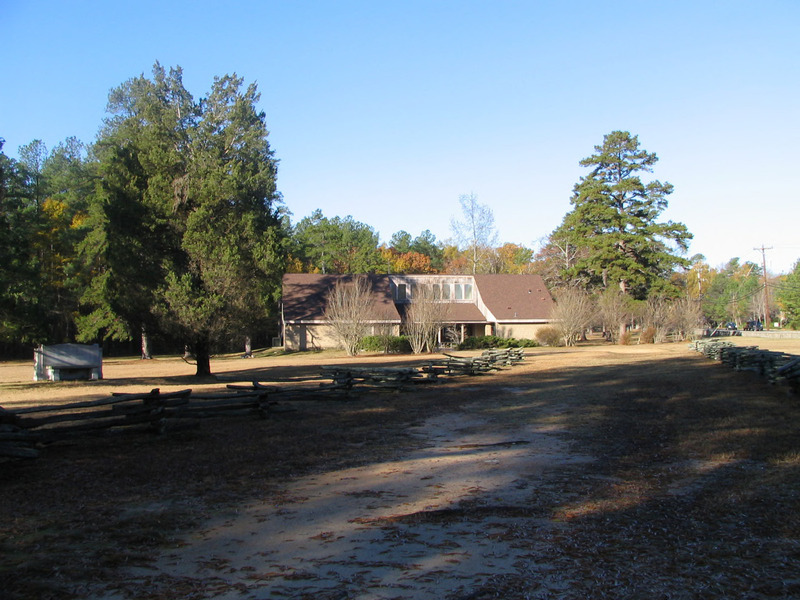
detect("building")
(281, 273), (555, 351)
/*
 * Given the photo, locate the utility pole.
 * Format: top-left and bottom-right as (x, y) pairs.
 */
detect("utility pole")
(754, 245), (773, 329)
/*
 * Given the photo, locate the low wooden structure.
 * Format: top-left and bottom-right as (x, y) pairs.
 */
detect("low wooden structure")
(0, 388), (271, 458)
(690, 339), (800, 393)
(320, 365), (435, 390)
(440, 347), (526, 375)
(34, 343), (103, 381)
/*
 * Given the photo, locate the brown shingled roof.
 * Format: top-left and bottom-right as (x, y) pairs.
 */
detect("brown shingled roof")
(445, 303), (489, 322)
(473, 274), (554, 321)
(282, 274), (401, 323)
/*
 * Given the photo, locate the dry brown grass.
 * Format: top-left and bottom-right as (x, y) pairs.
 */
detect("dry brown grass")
(2, 338), (799, 599)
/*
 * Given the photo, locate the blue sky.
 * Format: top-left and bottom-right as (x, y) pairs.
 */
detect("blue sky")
(2, 0), (798, 273)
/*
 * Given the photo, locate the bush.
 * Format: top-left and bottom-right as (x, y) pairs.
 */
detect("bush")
(619, 330), (633, 345)
(360, 335), (412, 354)
(640, 326), (656, 344)
(457, 335), (538, 350)
(535, 326), (563, 347)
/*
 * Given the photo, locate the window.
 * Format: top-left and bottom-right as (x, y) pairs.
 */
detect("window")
(397, 283), (406, 301)
(455, 284), (463, 300)
(464, 283), (473, 300)
(441, 283), (450, 299)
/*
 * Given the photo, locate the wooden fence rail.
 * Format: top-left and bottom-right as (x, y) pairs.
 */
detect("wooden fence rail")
(1, 347), (529, 459)
(690, 339), (800, 393)
(322, 348), (528, 389)
(0, 387), (271, 459)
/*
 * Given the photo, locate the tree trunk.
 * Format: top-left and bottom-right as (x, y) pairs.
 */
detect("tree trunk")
(194, 337), (211, 377)
(244, 336), (253, 358)
(141, 326), (152, 360)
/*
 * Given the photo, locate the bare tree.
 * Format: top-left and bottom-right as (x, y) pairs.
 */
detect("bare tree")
(533, 234), (593, 290)
(668, 297), (703, 341)
(641, 295), (671, 343)
(598, 288), (635, 343)
(324, 276), (374, 356)
(551, 287), (597, 346)
(404, 284), (451, 354)
(450, 193), (498, 274)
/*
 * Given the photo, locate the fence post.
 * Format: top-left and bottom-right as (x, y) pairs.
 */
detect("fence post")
(144, 388), (167, 434)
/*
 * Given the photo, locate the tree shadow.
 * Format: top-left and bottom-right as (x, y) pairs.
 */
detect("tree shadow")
(4, 346), (800, 598)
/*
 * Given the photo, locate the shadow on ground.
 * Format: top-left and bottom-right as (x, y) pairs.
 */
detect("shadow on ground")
(2, 346), (799, 599)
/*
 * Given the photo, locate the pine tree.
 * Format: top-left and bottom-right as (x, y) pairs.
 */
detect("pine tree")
(554, 131), (692, 299)
(777, 260), (800, 329)
(80, 64), (285, 375)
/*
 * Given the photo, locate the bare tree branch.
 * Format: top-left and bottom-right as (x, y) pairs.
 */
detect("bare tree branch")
(323, 276), (374, 355)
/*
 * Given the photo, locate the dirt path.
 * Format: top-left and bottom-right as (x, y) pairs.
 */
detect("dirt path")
(121, 409), (592, 599)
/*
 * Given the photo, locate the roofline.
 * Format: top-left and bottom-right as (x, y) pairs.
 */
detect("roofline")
(494, 319), (552, 324)
(284, 319), (402, 325)
(285, 318), (552, 325)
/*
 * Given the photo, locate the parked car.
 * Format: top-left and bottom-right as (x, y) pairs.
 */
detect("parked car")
(744, 320), (763, 331)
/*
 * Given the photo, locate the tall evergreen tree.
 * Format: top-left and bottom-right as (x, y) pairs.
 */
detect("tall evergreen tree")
(409, 230), (444, 271)
(0, 140), (42, 342)
(31, 137), (94, 342)
(292, 210), (381, 274)
(79, 64), (190, 351)
(80, 64), (285, 375)
(17, 139), (48, 206)
(702, 258), (762, 327)
(389, 230), (413, 254)
(0, 137), (95, 345)
(553, 131), (692, 299)
(158, 73), (285, 374)
(777, 260), (800, 329)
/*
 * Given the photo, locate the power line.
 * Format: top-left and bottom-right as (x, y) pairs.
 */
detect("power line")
(768, 280), (800, 291)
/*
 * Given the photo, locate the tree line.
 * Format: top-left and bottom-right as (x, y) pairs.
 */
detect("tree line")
(2, 64), (799, 370)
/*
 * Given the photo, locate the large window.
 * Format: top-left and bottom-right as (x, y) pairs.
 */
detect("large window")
(397, 283), (407, 301)
(455, 284), (463, 300)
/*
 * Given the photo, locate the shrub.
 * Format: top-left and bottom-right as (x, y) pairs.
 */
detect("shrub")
(457, 335), (538, 350)
(619, 330), (633, 345)
(513, 338), (540, 348)
(640, 326), (656, 344)
(360, 335), (412, 354)
(535, 326), (563, 347)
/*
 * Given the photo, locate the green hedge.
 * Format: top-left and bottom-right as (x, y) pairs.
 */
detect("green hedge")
(457, 335), (538, 350)
(360, 335), (412, 354)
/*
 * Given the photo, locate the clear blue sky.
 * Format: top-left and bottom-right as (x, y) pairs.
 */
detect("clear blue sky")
(2, 0), (798, 273)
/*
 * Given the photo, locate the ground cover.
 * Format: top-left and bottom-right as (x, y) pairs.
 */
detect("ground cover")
(1, 338), (799, 599)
